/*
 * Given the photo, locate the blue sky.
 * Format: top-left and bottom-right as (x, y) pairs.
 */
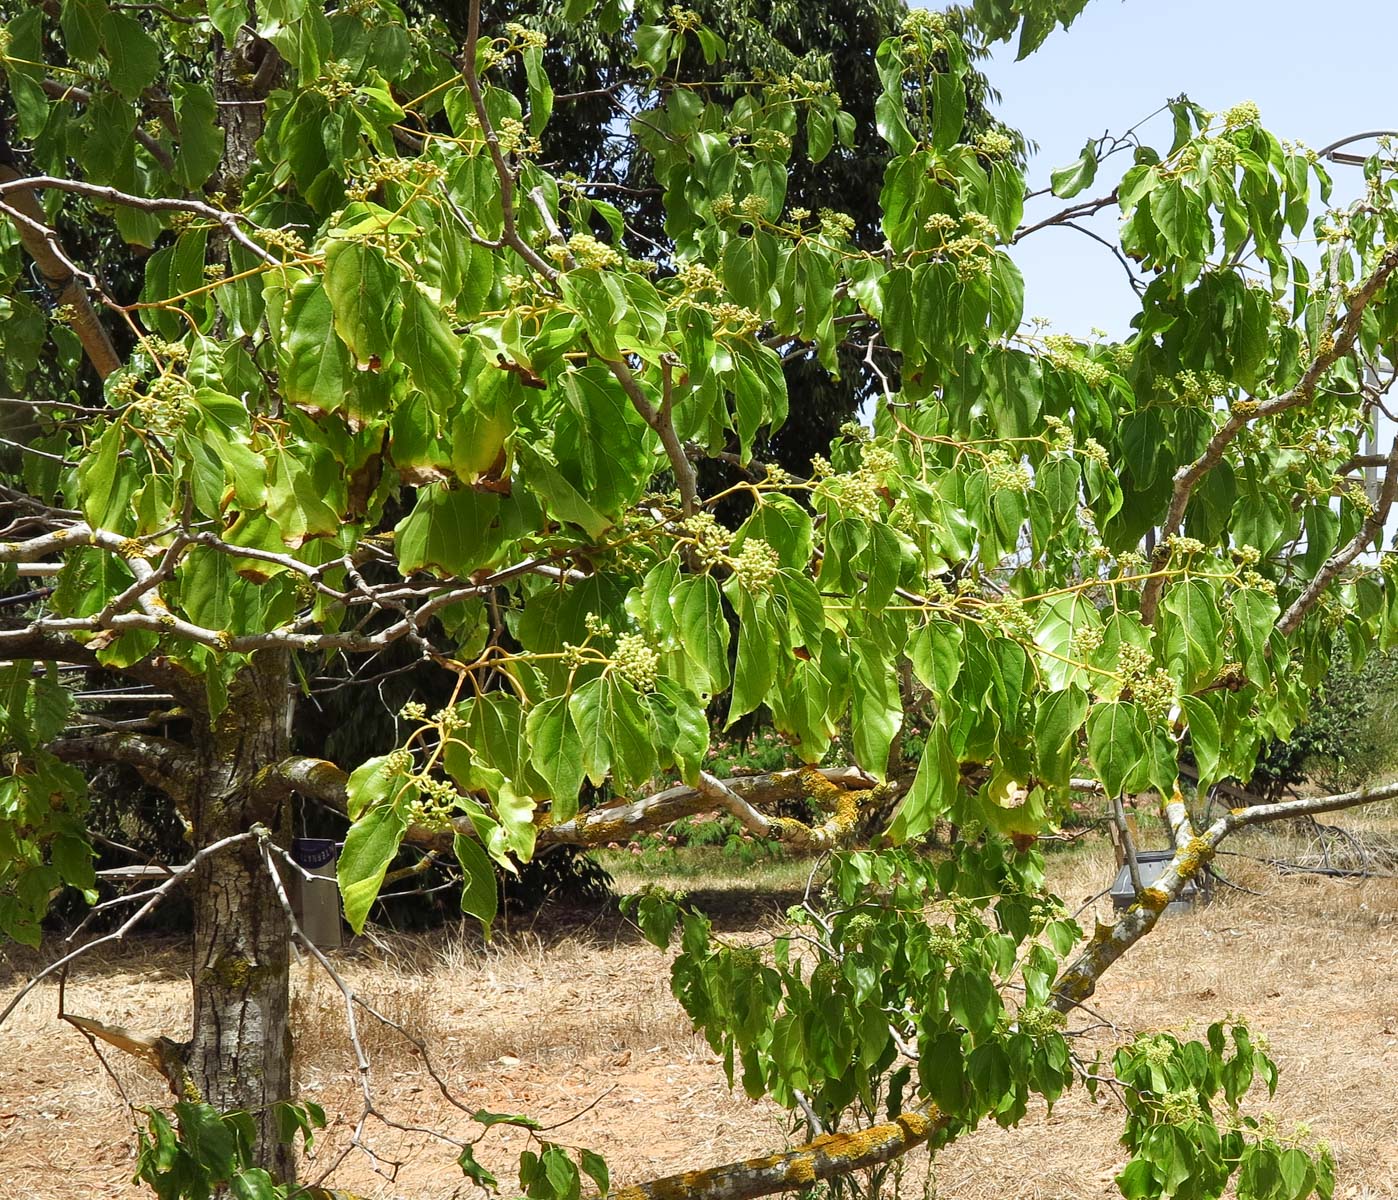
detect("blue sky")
(959, 0), (1398, 335)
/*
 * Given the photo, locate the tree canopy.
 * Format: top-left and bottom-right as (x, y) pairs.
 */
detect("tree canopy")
(3, 0), (1398, 1197)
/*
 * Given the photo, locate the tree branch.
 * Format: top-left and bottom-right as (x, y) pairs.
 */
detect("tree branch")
(0, 173), (281, 267)
(49, 731), (200, 796)
(0, 164), (122, 378)
(1277, 430), (1398, 635)
(610, 1108), (948, 1200)
(272, 755), (874, 851)
(1141, 239), (1398, 622)
(1052, 777), (1398, 1009)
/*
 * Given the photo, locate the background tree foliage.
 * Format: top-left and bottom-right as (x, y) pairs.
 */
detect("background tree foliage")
(1, 0), (1395, 1197)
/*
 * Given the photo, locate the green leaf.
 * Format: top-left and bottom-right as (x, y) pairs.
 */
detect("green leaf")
(458, 1144), (500, 1190)
(325, 241), (398, 366)
(1181, 696), (1221, 792)
(908, 619), (962, 697)
(515, 440), (611, 538)
(580, 1149), (610, 1198)
(1087, 701), (1145, 797)
(672, 575), (730, 694)
(1232, 587), (1280, 684)
(1161, 580), (1224, 690)
(338, 803), (409, 934)
(78, 423), (133, 532)
(453, 834), (498, 934)
(522, 44), (554, 136)
(208, 0), (247, 42)
(102, 11), (160, 98)
(281, 277), (352, 413)
(1033, 595), (1102, 690)
(726, 597), (778, 723)
(569, 675), (657, 791)
(852, 637), (901, 780)
(60, 0), (107, 63)
(526, 696), (586, 821)
(886, 723), (957, 842)
(1050, 140), (1098, 199)
(395, 485), (506, 578)
(395, 282), (463, 407)
(948, 966), (999, 1040)
(231, 1169), (277, 1200)
(1034, 685), (1088, 790)
(172, 82), (224, 189)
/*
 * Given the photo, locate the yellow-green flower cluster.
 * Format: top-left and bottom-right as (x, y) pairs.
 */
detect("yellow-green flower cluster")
(681, 511), (732, 567)
(1168, 368), (1228, 403)
(667, 5), (701, 31)
(986, 596), (1036, 640)
(675, 260), (721, 298)
(985, 449), (1031, 492)
(504, 21), (546, 49)
(614, 632), (660, 691)
(565, 232), (622, 270)
(408, 775), (467, 830)
(732, 537), (781, 593)
(974, 129), (1015, 159)
(1223, 100), (1260, 130)
(1043, 334), (1112, 387)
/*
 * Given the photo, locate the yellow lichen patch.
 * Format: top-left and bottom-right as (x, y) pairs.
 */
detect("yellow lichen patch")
(1138, 886), (1171, 912)
(799, 766), (843, 811)
(1173, 835), (1215, 876)
(785, 1157), (817, 1185)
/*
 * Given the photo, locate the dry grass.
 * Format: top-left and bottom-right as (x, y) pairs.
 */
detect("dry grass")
(2, 818), (1396, 1199)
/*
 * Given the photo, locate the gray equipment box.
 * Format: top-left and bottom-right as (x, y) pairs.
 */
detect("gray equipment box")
(1109, 849), (1208, 915)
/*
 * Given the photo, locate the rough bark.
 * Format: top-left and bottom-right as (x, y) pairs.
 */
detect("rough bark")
(185, 652), (296, 1180)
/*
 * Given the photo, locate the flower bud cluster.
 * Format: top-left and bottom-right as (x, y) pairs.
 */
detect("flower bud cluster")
(1116, 643), (1174, 721)
(399, 700), (427, 722)
(347, 156), (444, 202)
(675, 260), (721, 298)
(816, 209), (855, 240)
(614, 631), (660, 691)
(732, 537), (781, 593)
(985, 449), (1031, 492)
(1043, 334), (1111, 387)
(564, 232), (622, 270)
(901, 8), (948, 57)
(974, 129), (1015, 159)
(408, 775), (466, 830)
(748, 128), (792, 155)
(681, 511), (732, 566)
(503, 21), (546, 49)
(1165, 535), (1206, 558)
(258, 226), (308, 256)
(1081, 437), (1111, 467)
(667, 5), (701, 31)
(1015, 1006), (1066, 1038)
(315, 59), (355, 101)
(1169, 368), (1228, 403)
(1210, 138), (1239, 171)
(703, 301), (764, 335)
(134, 374), (195, 436)
(986, 596), (1035, 640)
(1223, 100), (1261, 129)
(1157, 1089), (1207, 1127)
(1043, 414), (1075, 451)
(1069, 625), (1104, 659)
(496, 116), (541, 159)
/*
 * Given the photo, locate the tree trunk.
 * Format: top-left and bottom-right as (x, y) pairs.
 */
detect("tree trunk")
(187, 652), (296, 1181)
